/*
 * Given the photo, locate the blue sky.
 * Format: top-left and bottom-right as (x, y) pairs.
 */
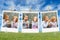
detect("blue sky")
(0, 0), (60, 11)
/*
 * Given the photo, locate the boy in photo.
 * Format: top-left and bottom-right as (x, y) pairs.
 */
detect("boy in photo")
(3, 14), (11, 27)
(23, 15), (29, 29)
(42, 16), (49, 28)
(11, 16), (18, 28)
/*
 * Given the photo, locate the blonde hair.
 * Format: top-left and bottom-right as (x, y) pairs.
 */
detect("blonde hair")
(51, 16), (57, 22)
(44, 16), (48, 20)
(3, 14), (9, 21)
(12, 16), (18, 22)
(33, 16), (38, 22)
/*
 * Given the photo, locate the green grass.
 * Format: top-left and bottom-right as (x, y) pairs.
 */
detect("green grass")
(0, 32), (60, 40)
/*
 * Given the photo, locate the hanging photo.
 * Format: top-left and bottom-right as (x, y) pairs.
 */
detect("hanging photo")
(1, 10), (19, 33)
(41, 11), (59, 32)
(20, 11), (40, 33)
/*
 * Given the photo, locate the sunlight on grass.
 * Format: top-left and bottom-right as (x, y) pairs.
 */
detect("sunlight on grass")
(0, 32), (60, 40)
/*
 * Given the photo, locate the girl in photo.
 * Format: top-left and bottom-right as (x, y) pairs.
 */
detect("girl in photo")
(23, 15), (29, 29)
(3, 14), (10, 27)
(11, 16), (18, 28)
(32, 16), (38, 29)
(42, 16), (49, 28)
(49, 16), (57, 28)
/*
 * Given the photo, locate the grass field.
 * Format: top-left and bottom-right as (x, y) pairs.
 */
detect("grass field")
(0, 32), (60, 40)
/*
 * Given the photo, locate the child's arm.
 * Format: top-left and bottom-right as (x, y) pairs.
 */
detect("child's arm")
(42, 21), (48, 28)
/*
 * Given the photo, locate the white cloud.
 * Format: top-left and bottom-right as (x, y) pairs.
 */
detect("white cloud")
(26, 0), (38, 5)
(20, 6), (31, 10)
(42, 5), (54, 10)
(26, 0), (45, 10)
(15, 4), (20, 11)
(4, 0), (16, 10)
(35, 5), (40, 10)
(0, 10), (2, 14)
(8, 2), (16, 10)
(57, 4), (60, 10)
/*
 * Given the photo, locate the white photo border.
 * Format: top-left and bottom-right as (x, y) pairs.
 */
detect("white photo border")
(1, 10), (20, 33)
(41, 10), (59, 33)
(20, 11), (40, 33)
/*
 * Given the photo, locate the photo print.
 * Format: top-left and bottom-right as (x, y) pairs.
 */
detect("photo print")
(20, 11), (40, 33)
(1, 10), (19, 32)
(41, 11), (59, 32)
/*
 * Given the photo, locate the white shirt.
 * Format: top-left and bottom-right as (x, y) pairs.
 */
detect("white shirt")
(49, 22), (57, 28)
(42, 21), (48, 28)
(11, 21), (18, 28)
(32, 21), (38, 29)
(23, 20), (29, 29)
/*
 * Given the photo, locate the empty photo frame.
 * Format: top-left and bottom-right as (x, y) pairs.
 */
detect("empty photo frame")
(1, 10), (19, 33)
(19, 11), (41, 33)
(41, 11), (59, 32)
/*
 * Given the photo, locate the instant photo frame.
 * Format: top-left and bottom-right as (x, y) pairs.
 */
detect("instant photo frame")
(19, 11), (41, 33)
(41, 10), (59, 33)
(1, 10), (20, 33)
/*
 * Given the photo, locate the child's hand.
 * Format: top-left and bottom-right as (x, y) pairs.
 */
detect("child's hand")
(48, 20), (50, 23)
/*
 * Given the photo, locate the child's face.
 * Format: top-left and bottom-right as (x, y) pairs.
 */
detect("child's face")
(53, 19), (56, 22)
(52, 16), (56, 22)
(13, 18), (17, 22)
(33, 17), (37, 22)
(44, 16), (49, 22)
(24, 16), (28, 21)
(13, 16), (18, 22)
(5, 15), (9, 20)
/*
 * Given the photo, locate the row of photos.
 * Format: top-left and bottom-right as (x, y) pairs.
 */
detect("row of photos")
(0, 10), (60, 33)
